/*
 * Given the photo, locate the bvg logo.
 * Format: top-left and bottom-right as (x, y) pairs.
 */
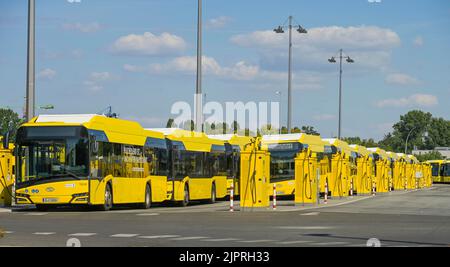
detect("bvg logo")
(46, 187), (55, 193)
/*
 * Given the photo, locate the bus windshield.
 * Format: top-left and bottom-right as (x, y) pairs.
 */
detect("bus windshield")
(16, 127), (89, 185)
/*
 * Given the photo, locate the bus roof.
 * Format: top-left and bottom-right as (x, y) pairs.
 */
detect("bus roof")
(367, 147), (389, 160)
(387, 152), (399, 160)
(426, 160), (445, 164)
(261, 134), (327, 153)
(208, 134), (253, 150)
(323, 139), (353, 155)
(407, 155), (419, 163)
(149, 128), (224, 152)
(349, 144), (371, 157)
(22, 114), (165, 146)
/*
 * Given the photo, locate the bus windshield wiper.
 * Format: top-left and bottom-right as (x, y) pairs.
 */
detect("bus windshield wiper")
(51, 171), (83, 180)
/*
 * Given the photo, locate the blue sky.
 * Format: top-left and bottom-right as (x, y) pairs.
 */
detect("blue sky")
(0, 0), (449, 140)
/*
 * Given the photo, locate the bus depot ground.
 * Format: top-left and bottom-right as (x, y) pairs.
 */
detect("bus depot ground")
(0, 184), (449, 247)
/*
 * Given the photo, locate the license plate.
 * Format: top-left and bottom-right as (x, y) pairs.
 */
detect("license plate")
(42, 198), (58, 203)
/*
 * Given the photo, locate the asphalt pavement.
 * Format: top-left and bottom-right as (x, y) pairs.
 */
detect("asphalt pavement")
(0, 185), (449, 247)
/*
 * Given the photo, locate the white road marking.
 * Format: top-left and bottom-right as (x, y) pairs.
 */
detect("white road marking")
(170, 236), (208, 241)
(110, 234), (139, 238)
(238, 240), (275, 243)
(33, 232), (56, 235)
(276, 226), (334, 230)
(136, 213), (160, 216)
(69, 233), (97, 237)
(2, 231), (14, 234)
(276, 241), (313, 245)
(202, 238), (240, 242)
(138, 235), (180, 239)
(24, 213), (48, 216)
(301, 212), (320, 216)
(310, 242), (349, 246)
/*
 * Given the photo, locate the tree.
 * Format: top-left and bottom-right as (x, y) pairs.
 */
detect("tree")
(424, 117), (450, 149)
(0, 108), (23, 142)
(415, 151), (444, 162)
(380, 110), (450, 153)
(166, 118), (175, 128)
(301, 126), (320, 136)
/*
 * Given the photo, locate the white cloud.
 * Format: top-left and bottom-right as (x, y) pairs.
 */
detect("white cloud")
(230, 25), (401, 71)
(206, 16), (232, 29)
(111, 32), (187, 56)
(313, 114), (336, 121)
(62, 22), (101, 33)
(376, 94), (438, 108)
(413, 36), (424, 47)
(124, 56), (323, 90)
(385, 73), (420, 86)
(232, 26), (400, 50)
(84, 72), (118, 91)
(126, 56), (260, 81)
(37, 68), (56, 80)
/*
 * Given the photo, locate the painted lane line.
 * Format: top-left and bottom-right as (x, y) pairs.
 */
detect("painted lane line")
(238, 240), (275, 243)
(136, 213), (160, 216)
(301, 212), (320, 216)
(110, 234), (139, 238)
(3, 231), (14, 234)
(33, 232), (56, 235)
(309, 242), (349, 246)
(276, 241), (313, 245)
(138, 235), (180, 239)
(24, 213), (48, 216)
(170, 236), (209, 241)
(202, 238), (240, 242)
(276, 226), (334, 230)
(69, 233), (97, 237)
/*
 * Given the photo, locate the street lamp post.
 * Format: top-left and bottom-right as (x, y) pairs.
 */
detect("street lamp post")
(405, 127), (418, 154)
(328, 49), (354, 140)
(274, 16), (307, 133)
(26, 0), (35, 122)
(195, 0), (203, 132)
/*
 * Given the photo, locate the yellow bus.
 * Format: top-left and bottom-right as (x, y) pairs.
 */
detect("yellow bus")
(428, 160), (450, 184)
(261, 134), (329, 197)
(15, 115), (170, 211)
(15, 115), (230, 211)
(208, 134), (253, 197)
(150, 128), (229, 206)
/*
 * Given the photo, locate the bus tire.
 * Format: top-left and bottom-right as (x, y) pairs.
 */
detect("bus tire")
(100, 183), (113, 211)
(179, 184), (190, 207)
(139, 184), (152, 209)
(208, 183), (216, 204)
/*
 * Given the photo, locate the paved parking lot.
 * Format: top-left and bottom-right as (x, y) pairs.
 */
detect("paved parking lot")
(1, 185), (449, 247)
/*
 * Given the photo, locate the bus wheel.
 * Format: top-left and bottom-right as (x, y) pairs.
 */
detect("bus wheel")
(180, 184), (190, 207)
(208, 183), (216, 204)
(140, 184), (152, 209)
(100, 184), (113, 211)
